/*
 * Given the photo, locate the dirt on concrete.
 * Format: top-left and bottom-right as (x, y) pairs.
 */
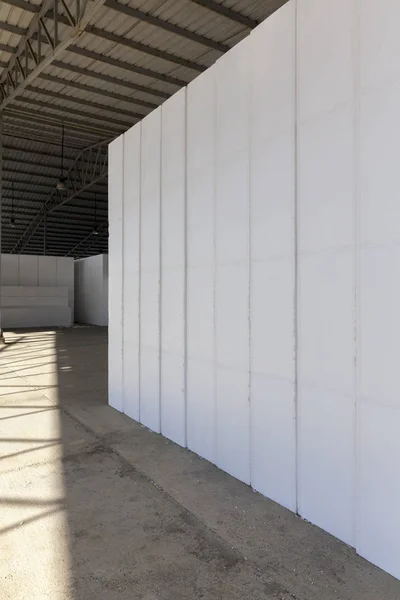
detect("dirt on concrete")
(0, 327), (399, 600)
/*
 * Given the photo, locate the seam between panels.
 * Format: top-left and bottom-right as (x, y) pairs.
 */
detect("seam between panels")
(138, 123), (142, 424)
(121, 134), (125, 415)
(247, 38), (253, 487)
(294, 0), (300, 515)
(158, 111), (163, 435)
(212, 69), (218, 467)
(353, 0), (361, 552)
(183, 87), (188, 448)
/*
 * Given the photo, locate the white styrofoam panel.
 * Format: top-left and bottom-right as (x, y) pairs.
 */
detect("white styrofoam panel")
(216, 367), (250, 484)
(2, 306), (72, 328)
(251, 133), (295, 262)
(215, 264), (248, 371)
(56, 257), (74, 320)
(298, 251), (354, 394)
(19, 255), (38, 286)
(160, 89), (186, 446)
(2, 296), (67, 307)
(160, 353), (185, 447)
(161, 269), (185, 356)
(108, 135), (124, 412)
(359, 0), (400, 91)
(186, 70), (216, 460)
(74, 256), (108, 326)
(251, 259), (294, 381)
(357, 402), (400, 579)
(251, 0), (295, 143)
(215, 38), (250, 158)
(186, 174), (214, 268)
(187, 66), (215, 175)
(186, 266), (214, 361)
(140, 347), (160, 433)
(140, 108), (161, 432)
(186, 358), (215, 463)
(298, 385), (355, 546)
(359, 246), (400, 407)
(215, 152), (249, 265)
(360, 81), (400, 246)
(38, 256), (57, 287)
(251, 374), (296, 511)
(298, 106), (355, 253)
(1, 254), (19, 285)
(297, 0), (354, 123)
(123, 123), (141, 421)
(141, 108), (161, 272)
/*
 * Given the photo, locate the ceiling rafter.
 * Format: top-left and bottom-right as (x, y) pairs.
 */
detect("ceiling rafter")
(0, 0), (110, 109)
(11, 139), (109, 253)
(1, 0), (207, 72)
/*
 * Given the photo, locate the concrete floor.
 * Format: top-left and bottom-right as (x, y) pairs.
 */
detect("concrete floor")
(0, 327), (399, 600)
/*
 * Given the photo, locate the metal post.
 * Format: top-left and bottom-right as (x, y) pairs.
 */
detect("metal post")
(0, 112), (4, 342)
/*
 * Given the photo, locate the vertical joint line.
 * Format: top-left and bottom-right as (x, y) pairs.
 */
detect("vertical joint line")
(294, 0), (300, 515)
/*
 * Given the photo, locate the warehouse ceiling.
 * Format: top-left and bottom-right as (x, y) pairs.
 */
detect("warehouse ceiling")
(0, 0), (287, 258)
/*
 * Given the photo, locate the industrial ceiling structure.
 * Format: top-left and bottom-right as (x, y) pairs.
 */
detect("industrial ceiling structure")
(0, 0), (287, 258)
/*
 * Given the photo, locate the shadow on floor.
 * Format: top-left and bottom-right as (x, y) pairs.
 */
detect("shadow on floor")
(0, 326), (399, 600)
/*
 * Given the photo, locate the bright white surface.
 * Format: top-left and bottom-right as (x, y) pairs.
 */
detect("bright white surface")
(249, 1), (296, 511)
(123, 124), (141, 421)
(108, 135), (124, 412)
(74, 255), (108, 326)
(160, 89), (186, 447)
(108, 0), (400, 580)
(140, 108), (162, 433)
(214, 40), (250, 484)
(0, 255), (73, 328)
(186, 67), (216, 464)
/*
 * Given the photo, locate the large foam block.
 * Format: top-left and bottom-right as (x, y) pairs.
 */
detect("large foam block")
(140, 108), (161, 432)
(297, 0), (356, 546)
(249, 1), (296, 511)
(160, 89), (186, 447)
(123, 123), (141, 421)
(1, 254), (18, 285)
(38, 256), (57, 286)
(357, 0), (400, 569)
(18, 255), (38, 286)
(186, 67), (216, 463)
(74, 255), (108, 326)
(214, 41), (251, 484)
(108, 135), (124, 412)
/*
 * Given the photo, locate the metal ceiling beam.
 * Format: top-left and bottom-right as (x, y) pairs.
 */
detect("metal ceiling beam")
(3, 177), (107, 194)
(67, 46), (186, 87)
(3, 119), (107, 146)
(3, 185), (107, 203)
(2, 198), (107, 215)
(104, 0), (228, 53)
(65, 221), (108, 257)
(5, 105), (122, 137)
(85, 25), (205, 73)
(3, 164), (107, 184)
(189, 0), (258, 28)
(12, 139), (109, 253)
(0, 43), (16, 54)
(39, 73), (157, 110)
(1, 0), (206, 72)
(51, 60), (169, 99)
(0, 0), (110, 109)
(25, 84), (147, 120)
(13, 97), (133, 130)
(4, 144), (76, 162)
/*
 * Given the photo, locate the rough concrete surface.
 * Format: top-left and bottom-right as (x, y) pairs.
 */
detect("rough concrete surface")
(0, 327), (399, 600)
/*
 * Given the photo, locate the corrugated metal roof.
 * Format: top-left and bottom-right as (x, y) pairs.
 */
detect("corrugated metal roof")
(0, 0), (289, 257)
